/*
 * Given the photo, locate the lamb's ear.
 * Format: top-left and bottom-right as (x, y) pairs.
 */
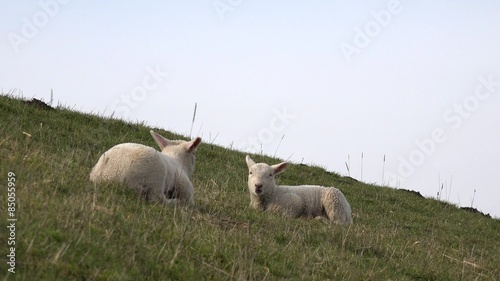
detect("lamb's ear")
(272, 162), (289, 175)
(245, 155), (256, 168)
(150, 130), (169, 150)
(186, 137), (202, 153)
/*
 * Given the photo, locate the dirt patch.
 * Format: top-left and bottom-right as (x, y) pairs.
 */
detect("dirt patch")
(461, 207), (491, 219)
(400, 189), (424, 198)
(23, 98), (53, 110)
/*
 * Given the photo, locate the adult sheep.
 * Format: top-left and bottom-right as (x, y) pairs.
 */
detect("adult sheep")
(245, 155), (353, 225)
(90, 130), (202, 205)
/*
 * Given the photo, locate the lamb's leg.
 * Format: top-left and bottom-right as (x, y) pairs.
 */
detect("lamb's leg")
(148, 189), (170, 204)
(127, 176), (169, 205)
(165, 199), (183, 205)
(269, 193), (303, 218)
(321, 188), (353, 225)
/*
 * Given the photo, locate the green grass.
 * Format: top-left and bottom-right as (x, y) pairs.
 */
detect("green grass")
(1, 94), (499, 280)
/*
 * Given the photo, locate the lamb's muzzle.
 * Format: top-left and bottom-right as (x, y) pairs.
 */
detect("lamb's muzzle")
(254, 183), (263, 194)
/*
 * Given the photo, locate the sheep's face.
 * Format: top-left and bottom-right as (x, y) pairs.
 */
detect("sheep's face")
(247, 163), (276, 196)
(245, 155), (289, 197)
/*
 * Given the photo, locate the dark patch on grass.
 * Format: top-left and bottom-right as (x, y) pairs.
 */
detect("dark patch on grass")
(23, 98), (53, 110)
(461, 206), (492, 218)
(399, 188), (424, 198)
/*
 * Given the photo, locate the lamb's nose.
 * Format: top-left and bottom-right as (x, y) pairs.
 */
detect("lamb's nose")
(255, 183), (263, 194)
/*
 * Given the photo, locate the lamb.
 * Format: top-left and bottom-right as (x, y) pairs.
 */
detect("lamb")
(90, 130), (202, 206)
(245, 155), (353, 224)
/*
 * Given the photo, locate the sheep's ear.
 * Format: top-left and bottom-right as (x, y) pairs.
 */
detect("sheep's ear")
(246, 155), (256, 168)
(186, 137), (202, 153)
(150, 130), (169, 150)
(272, 162), (289, 175)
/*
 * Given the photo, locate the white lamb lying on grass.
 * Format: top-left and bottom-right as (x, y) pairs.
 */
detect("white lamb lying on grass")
(90, 130), (202, 206)
(245, 155), (353, 225)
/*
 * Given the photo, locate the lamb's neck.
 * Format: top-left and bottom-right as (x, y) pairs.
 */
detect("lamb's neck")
(179, 161), (193, 177)
(251, 190), (277, 211)
(162, 153), (193, 178)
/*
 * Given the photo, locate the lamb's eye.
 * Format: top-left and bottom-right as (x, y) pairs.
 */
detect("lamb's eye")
(269, 173), (273, 177)
(249, 172), (253, 175)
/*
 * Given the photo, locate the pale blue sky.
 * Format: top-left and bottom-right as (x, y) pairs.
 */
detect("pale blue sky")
(1, 1), (499, 217)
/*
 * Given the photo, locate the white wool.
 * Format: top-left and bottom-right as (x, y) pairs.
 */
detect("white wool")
(245, 155), (353, 225)
(90, 130), (201, 205)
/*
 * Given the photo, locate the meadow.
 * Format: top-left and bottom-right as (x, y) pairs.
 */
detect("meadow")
(1, 94), (499, 280)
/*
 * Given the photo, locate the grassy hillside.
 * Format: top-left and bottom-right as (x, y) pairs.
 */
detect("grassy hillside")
(1, 94), (499, 280)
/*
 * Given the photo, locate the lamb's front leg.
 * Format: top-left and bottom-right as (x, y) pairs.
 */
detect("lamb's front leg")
(269, 193), (304, 218)
(146, 185), (170, 205)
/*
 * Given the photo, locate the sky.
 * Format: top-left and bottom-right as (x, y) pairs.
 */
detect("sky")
(1, 1), (499, 218)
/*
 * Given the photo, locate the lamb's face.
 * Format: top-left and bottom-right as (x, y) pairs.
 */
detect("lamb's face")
(248, 163), (275, 196)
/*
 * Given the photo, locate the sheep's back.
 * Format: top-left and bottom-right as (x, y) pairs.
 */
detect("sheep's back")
(90, 143), (167, 184)
(277, 185), (326, 216)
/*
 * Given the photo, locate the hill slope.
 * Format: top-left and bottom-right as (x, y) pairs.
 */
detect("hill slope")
(1, 95), (499, 280)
